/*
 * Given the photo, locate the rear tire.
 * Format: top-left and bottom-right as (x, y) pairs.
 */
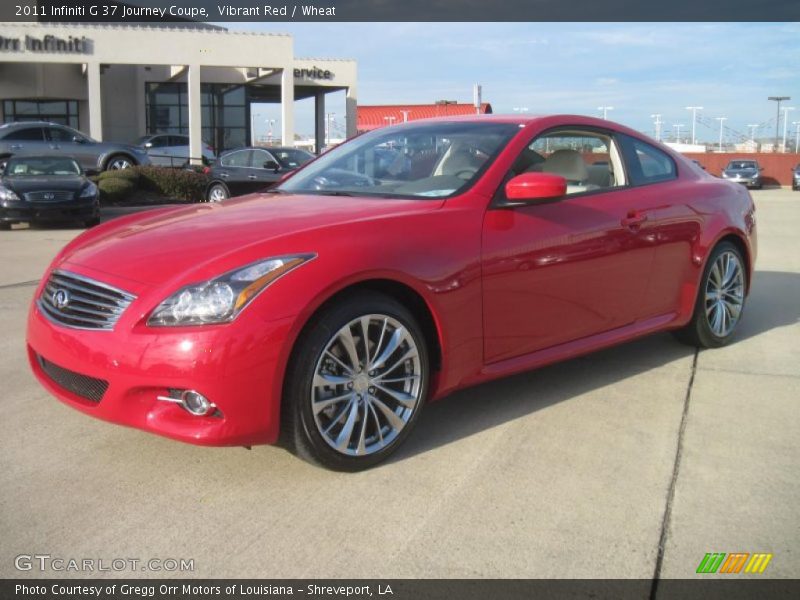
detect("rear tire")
(105, 154), (134, 171)
(207, 183), (229, 202)
(673, 241), (747, 348)
(282, 291), (429, 471)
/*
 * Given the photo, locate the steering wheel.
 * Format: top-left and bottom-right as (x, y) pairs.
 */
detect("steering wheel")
(453, 168), (478, 180)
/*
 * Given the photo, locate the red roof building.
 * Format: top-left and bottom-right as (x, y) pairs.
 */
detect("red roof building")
(357, 102), (493, 132)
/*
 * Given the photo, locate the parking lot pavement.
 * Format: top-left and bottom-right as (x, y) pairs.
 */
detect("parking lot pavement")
(0, 189), (797, 581)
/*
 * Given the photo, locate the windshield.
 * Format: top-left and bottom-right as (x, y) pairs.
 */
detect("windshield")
(4, 157), (81, 176)
(271, 148), (314, 170)
(279, 121), (520, 199)
(728, 161), (757, 169)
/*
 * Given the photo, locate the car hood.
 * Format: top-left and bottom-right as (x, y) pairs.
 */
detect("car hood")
(60, 192), (442, 286)
(2, 175), (87, 194)
(724, 168), (758, 176)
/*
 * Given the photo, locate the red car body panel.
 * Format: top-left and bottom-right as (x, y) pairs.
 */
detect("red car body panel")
(26, 115), (757, 447)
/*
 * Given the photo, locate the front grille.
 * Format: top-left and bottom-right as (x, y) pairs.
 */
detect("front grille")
(37, 354), (108, 403)
(38, 270), (136, 331)
(24, 191), (76, 202)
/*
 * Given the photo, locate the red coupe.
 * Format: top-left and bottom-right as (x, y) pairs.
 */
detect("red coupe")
(27, 115), (757, 470)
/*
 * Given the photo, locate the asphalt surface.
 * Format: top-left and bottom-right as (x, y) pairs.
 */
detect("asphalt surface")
(0, 190), (798, 581)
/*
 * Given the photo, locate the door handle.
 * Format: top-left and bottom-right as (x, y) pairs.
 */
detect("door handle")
(621, 212), (648, 227)
(247, 174), (258, 180)
(219, 172), (229, 178)
(49, 144), (60, 150)
(10, 144), (22, 150)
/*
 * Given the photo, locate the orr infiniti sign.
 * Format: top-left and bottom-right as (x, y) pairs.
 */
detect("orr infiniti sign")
(0, 34), (90, 54)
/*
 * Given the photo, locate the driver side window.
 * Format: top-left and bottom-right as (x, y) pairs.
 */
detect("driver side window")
(507, 129), (626, 197)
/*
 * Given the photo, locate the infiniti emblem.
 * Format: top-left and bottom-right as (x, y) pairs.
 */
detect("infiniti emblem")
(52, 288), (70, 310)
(43, 192), (55, 200)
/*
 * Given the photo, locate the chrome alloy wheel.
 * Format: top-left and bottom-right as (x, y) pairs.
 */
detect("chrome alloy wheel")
(208, 184), (228, 202)
(108, 157), (132, 170)
(705, 250), (744, 337)
(311, 314), (422, 457)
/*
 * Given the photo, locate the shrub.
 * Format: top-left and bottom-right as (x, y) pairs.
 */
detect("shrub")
(135, 166), (207, 202)
(98, 177), (136, 204)
(97, 168), (141, 185)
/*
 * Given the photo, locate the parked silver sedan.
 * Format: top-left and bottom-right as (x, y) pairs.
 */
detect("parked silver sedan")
(721, 159), (763, 189)
(0, 121), (150, 173)
(135, 134), (216, 167)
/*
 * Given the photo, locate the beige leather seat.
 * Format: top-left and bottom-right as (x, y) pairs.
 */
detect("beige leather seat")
(528, 149), (597, 194)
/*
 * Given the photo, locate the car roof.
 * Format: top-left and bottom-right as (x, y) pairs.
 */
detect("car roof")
(0, 121), (71, 128)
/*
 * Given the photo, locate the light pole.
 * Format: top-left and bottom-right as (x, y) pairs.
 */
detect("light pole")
(685, 106), (703, 145)
(267, 119), (276, 144)
(673, 124), (684, 144)
(400, 110), (410, 123)
(780, 106), (794, 152)
(597, 106), (613, 120)
(768, 96), (791, 152)
(793, 121), (800, 153)
(747, 124), (759, 142)
(325, 112), (336, 145)
(383, 115), (397, 127)
(715, 117), (727, 152)
(651, 114), (662, 141)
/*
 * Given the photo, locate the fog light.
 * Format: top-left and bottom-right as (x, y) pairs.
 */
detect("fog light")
(181, 390), (214, 416)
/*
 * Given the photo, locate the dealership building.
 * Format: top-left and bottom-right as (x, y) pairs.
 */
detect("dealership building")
(0, 22), (357, 157)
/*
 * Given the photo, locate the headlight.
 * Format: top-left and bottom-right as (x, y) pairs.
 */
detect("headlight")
(0, 185), (20, 201)
(147, 254), (315, 326)
(79, 182), (98, 198)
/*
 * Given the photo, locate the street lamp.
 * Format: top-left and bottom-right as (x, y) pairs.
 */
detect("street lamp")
(715, 117), (727, 152)
(325, 112), (336, 145)
(597, 106), (613, 120)
(747, 124), (759, 143)
(400, 110), (411, 123)
(673, 123), (684, 144)
(780, 106), (795, 152)
(685, 106), (703, 145)
(793, 121), (800, 153)
(651, 114), (662, 141)
(383, 115), (397, 127)
(768, 96), (791, 152)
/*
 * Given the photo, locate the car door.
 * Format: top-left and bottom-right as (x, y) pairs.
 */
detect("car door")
(45, 126), (97, 171)
(249, 149), (284, 190)
(145, 135), (172, 167)
(214, 149), (253, 196)
(1, 126), (48, 158)
(481, 127), (657, 363)
(167, 135), (190, 166)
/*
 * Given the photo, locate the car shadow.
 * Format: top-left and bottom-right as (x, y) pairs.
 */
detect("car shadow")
(391, 270), (800, 463)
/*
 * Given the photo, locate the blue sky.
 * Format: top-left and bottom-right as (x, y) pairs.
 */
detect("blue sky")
(222, 22), (800, 144)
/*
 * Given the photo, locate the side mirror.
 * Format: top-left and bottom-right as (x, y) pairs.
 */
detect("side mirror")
(505, 172), (567, 202)
(263, 160), (280, 172)
(72, 136), (85, 144)
(144, 142), (153, 149)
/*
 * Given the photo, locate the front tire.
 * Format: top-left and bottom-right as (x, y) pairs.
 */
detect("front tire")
(673, 241), (747, 348)
(283, 292), (429, 471)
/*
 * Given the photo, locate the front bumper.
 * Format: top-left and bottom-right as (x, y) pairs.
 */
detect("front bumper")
(722, 175), (760, 188)
(26, 267), (295, 446)
(1, 198), (98, 223)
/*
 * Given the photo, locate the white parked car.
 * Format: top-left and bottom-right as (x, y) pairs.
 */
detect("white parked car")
(135, 134), (216, 167)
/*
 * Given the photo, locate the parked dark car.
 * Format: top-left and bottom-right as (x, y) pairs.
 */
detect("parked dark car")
(793, 164), (799, 191)
(721, 159), (762, 189)
(0, 121), (150, 173)
(0, 155), (99, 229)
(205, 146), (315, 202)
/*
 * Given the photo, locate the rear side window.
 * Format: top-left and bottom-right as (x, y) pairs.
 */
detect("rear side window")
(46, 127), (77, 142)
(620, 135), (676, 185)
(3, 127), (45, 141)
(220, 150), (251, 168)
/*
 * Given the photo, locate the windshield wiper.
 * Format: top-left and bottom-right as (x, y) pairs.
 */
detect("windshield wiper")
(264, 188), (288, 194)
(315, 190), (354, 196)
